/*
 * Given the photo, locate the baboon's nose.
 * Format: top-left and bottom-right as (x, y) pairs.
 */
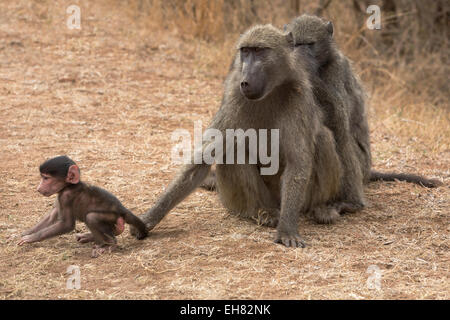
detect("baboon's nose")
(240, 81), (249, 89)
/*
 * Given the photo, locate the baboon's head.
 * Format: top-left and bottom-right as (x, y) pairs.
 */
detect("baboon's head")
(237, 25), (293, 101)
(285, 14), (334, 68)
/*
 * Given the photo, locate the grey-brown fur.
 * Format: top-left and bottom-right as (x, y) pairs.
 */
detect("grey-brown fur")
(19, 155), (148, 257)
(285, 14), (368, 213)
(135, 25), (343, 247)
(285, 14), (442, 199)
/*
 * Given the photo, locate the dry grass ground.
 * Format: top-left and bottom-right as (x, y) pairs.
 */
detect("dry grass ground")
(0, 1), (448, 299)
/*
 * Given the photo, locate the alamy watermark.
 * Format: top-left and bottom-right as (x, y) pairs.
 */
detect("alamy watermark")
(171, 121), (280, 175)
(366, 265), (382, 291)
(66, 265), (81, 289)
(66, 5), (81, 30)
(366, 5), (381, 30)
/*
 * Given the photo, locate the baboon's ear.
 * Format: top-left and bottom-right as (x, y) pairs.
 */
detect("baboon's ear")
(326, 21), (334, 36)
(286, 32), (294, 46)
(66, 165), (80, 184)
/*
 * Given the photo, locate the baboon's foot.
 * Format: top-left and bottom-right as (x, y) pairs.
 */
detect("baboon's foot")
(312, 206), (340, 224)
(200, 173), (217, 191)
(274, 231), (306, 248)
(255, 208), (280, 228)
(334, 201), (365, 214)
(75, 233), (94, 243)
(91, 244), (117, 258)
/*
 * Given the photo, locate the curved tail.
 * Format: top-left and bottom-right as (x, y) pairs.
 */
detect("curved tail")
(370, 170), (443, 188)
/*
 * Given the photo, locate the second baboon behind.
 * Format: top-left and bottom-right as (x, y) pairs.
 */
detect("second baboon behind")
(285, 14), (442, 192)
(286, 14), (368, 213)
(134, 25), (343, 247)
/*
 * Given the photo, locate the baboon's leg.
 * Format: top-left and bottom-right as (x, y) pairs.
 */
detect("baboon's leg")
(350, 90), (372, 183)
(85, 212), (118, 258)
(324, 98), (365, 213)
(137, 164), (212, 231)
(216, 164), (280, 227)
(76, 216), (126, 243)
(275, 164), (310, 248)
(337, 142), (365, 208)
(310, 128), (347, 217)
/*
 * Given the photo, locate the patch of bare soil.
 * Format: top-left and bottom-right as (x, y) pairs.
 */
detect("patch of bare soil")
(0, 1), (448, 299)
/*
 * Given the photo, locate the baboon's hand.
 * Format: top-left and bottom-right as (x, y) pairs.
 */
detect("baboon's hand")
(129, 225), (139, 237)
(133, 228), (148, 240)
(129, 223), (152, 238)
(17, 234), (38, 246)
(274, 231), (306, 248)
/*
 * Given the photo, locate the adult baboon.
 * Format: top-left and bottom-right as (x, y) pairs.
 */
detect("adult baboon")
(285, 14), (442, 190)
(285, 14), (368, 213)
(135, 25), (343, 247)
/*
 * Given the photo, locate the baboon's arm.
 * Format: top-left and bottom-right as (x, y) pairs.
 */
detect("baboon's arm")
(18, 207), (75, 245)
(21, 206), (59, 236)
(275, 156), (312, 248)
(140, 163), (212, 230)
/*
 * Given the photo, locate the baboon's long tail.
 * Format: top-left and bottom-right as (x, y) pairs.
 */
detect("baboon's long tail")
(202, 169), (443, 190)
(370, 170), (443, 188)
(121, 209), (148, 239)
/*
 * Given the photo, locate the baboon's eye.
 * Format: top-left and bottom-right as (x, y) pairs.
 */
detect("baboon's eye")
(241, 47), (250, 55)
(254, 47), (268, 56)
(295, 42), (315, 47)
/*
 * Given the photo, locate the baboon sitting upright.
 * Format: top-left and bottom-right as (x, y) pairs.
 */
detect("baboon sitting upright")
(135, 25), (343, 247)
(285, 14), (369, 213)
(285, 14), (442, 196)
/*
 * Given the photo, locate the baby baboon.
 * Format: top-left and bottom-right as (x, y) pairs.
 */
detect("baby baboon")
(136, 25), (343, 247)
(19, 156), (148, 257)
(285, 14), (442, 194)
